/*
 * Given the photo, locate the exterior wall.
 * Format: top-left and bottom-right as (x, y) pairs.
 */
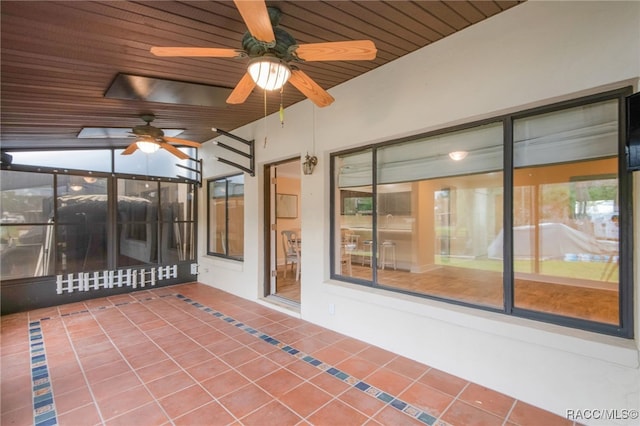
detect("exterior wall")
(198, 1), (640, 424)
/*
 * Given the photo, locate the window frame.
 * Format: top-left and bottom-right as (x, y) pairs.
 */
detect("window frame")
(0, 169), (197, 280)
(330, 87), (633, 338)
(206, 174), (245, 261)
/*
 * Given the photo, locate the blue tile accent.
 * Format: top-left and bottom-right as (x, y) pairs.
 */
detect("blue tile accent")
(335, 371), (349, 380)
(173, 293), (439, 425)
(28, 320), (57, 426)
(377, 392), (394, 403)
(355, 381), (371, 391)
(391, 399), (407, 410)
(418, 411), (438, 425)
(326, 367), (340, 375)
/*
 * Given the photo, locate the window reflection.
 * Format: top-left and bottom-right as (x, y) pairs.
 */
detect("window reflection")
(208, 175), (244, 259)
(57, 177), (109, 272)
(512, 99), (620, 324)
(512, 164), (619, 323)
(1, 170), (197, 280)
(161, 182), (195, 262)
(334, 150), (373, 280)
(117, 180), (158, 266)
(334, 124), (505, 308)
(375, 173), (504, 309)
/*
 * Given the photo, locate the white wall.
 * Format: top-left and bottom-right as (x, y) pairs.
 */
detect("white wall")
(198, 1), (640, 424)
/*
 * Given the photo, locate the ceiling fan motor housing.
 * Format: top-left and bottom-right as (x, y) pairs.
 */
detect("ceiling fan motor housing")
(241, 6), (298, 62)
(132, 126), (164, 138)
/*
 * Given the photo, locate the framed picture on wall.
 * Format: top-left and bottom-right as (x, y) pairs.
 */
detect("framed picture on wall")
(277, 194), (297, 218)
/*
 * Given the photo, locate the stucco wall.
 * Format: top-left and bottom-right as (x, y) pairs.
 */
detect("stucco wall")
(198, 1), (640, 423)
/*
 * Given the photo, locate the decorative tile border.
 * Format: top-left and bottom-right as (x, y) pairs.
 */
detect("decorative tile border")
(28, 292), (176, 425)
(29, 291), (444, 425)
(29, 321), (57, 426)
(175, 294), (439, 425)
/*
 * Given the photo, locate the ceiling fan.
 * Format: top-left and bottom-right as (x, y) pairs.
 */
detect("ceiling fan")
(121, 114), (201, 159)
(150, 0), (377, 108)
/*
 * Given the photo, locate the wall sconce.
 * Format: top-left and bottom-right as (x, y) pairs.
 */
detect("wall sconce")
(303, 153), (318, 175)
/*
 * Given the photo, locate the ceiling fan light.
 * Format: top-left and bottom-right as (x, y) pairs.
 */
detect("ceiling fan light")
(136, 139), (160, 154)
(248, 57), (291, 91)
(448, 150), (468, 161)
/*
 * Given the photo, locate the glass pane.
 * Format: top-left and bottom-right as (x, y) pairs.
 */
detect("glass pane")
(513, 101), (619, 325)
(1, 171), (55, 279)
(209, 179), (226, 255)
(116, 179), (159, 266)
(7, 150), (112, 172)
(334, 150), (373, 280)
(57, 176), (109, 273)
(376, 123), (504, 308)
(159, 182), (194, 221)
(514, 100), (618, 167)
(208, 176), (243, 258)
(378, 123), (503, 184)
(114, 147), (197, 179)
(162, 221), (194, 263)
(1, 170), (53, 223)
(1, 224), (53, 279)
(159, 182), (195, 263)
(227, 176), (244, 259)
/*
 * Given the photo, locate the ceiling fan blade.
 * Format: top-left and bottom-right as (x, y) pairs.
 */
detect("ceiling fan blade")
(288, 70), (335, 108)
(233, 0), (275, 44)
(226, 72), (257, 104)
(163, 137), (202, 148)
(294, 40), (377, 62)
(159, 142), (190, 160)
(121, 143), (139, 155)
(150, 47), (243, 58)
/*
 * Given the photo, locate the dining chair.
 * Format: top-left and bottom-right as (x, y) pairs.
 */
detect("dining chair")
(340, 229), (355, 276)
(281, 230), (301, 281)
(341, 243), (353, 276)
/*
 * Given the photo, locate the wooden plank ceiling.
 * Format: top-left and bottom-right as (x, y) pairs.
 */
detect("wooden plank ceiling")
(0, 1), (523, 151)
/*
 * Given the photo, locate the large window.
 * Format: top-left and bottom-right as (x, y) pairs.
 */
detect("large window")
(331, 89), (632, 337)
(0, 170), (196, 281)
(208, 175), (244, 260)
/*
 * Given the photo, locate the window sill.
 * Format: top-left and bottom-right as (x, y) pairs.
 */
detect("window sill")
(201, 255), (244, 271)
(326, 279), (639, 368)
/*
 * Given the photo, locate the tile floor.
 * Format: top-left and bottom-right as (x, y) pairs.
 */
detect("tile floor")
(1, 282), (576, 426)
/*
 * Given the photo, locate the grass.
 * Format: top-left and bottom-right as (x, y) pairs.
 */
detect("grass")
(436, 255), (618, 282)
